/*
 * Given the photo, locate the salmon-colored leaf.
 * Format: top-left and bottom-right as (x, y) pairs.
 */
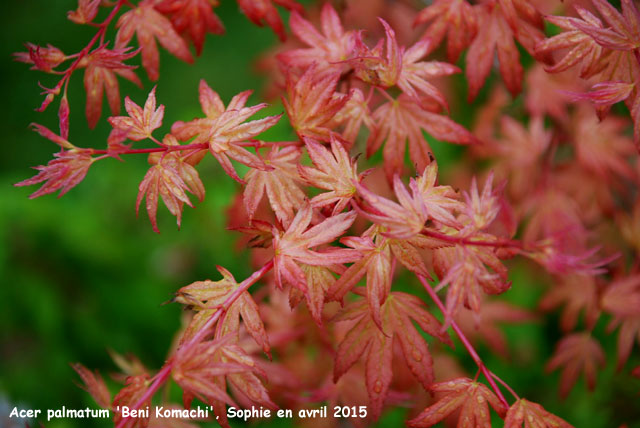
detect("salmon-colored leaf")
(334, 291), (450, 419)
(172, 80), (281, 182)
(115, 0), (193, 81)
(546, 332), (605, 398)
(414, 0), (477, 63)
(504, 399), (574, 428)
(108, 86), (164, 141)
(407, 377), (507, 427)
(155, 0), (225, 55)
(272, 203), (359, 292)
(244, 146), (305, 228)
(71, 363), (111, 409)
(236, 0), (303, 41)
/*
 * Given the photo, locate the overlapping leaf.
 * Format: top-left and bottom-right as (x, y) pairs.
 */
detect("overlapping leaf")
(80, 46), (141, 128)
(282, 66), (351, 142)
(155, 0), (224, 55)
(334, 292), (450, 419)
(272, 203), (359, 292)
(356, 175), (428, 240)
(279, 2), (355, 71)
(244, 146), (305, 228)
(175, 266), (270, 356)
(546, 332), (605, 398)
(136, 138), (205, 233)
(414, 0), (477, 63)
(466, 1), (545, 99)
(504, 399), (573, 428)
(407, 377), (507, 427)
(367, 95), (477, 181)
(115, 0), (193, 81)
(172, 80), (281, 182)
(298, 137), (362, 215)
(327, 228), (392, 329)
(67, 0), (100, 25)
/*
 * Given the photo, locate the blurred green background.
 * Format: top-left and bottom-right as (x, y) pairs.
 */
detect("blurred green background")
(0, 1), (638, 428)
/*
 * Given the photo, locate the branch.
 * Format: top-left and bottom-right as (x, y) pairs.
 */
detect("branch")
(416, 274), (511, 408)
(90, 142), (209, 157)
(116, 259), (274, 428)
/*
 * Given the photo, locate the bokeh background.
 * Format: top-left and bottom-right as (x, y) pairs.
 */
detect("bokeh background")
(1, 1), (638, 427)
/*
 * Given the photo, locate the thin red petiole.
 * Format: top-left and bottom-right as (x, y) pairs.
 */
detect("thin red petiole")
(416, 274), (511, 408)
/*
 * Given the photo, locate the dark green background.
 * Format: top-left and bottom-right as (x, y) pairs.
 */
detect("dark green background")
(1, 1), (638, 427)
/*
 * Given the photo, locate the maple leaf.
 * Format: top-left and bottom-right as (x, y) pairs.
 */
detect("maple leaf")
(175, 336), (277, 428)
(155, 0), (225, 56)
(525, 65), (585, 121)
(279, 2), (355, 71)
(466, 1), (545, 99)
(298, 137), (362, 215)
(367, 94), (478, 181)
(115, 0), (193, 81)
(171, 80), (281, 183)
(71, 363), (111, 409)
(459, 172), (502, 232)
(172, 336), (264, 415)
(535, 6), (606, 77)
(433, 243), (510, 328)
(15, 149), (95, 199)
(407, 377), (507, 427)
(14, 43), (66, 72)
(334, 291), (450, 419)
(289, 263), (342, 326)
(539, 274), (600, 332)
(327, 228), (393, 329)
(328, 88), (375, 145)
(244, 145), (305, 228)
(601, 274), (640, 369)
(80, 46), (142, 129)
(416, 162), (464, 228)
(546, 332), (605, 398)
(489, 115), (552, 199)
(67, 0), (100, 25)
(175, 266), (270, 356)
(282, 66), (351, 142)
(350, 19), (402, 88)
(398, 41), (460, 110)
(272, 203), (359, 293)
(350, 18), (460, 109)
(504, 399), (574, 428)
(356, 175), (428, 240)
(535, 0), (640, 125)
(568, 106), (636, 182)
(236, 0), (303, 41)
(414, 0), (477, 63)
(108, 87), (164, 142)
(113, 374), (151, 428)
(136, 137), (205, 233)
(571, 0), (640, 51)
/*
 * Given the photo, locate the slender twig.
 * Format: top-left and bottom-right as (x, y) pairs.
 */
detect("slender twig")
(491, 372), (520, 400)
(58, 0), (128, 94)
(89, 142), (209, 156)
(416, 274), (511, 408)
